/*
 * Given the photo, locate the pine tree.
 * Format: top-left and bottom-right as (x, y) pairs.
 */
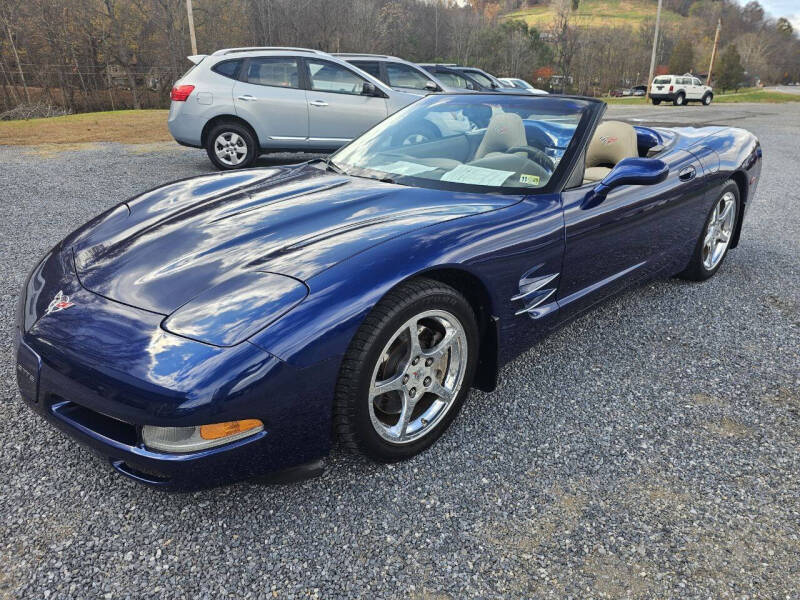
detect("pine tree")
(717, 45), (745, 92)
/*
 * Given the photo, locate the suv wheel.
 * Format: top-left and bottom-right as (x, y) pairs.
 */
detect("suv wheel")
(652, 98), (661, 105)
(206, 122), (258, 170)
(673, 92), (686, 106)
(702, 93), (713, 106)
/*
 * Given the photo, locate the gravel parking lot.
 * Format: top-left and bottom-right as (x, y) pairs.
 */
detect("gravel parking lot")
(1, 103), (798, 599)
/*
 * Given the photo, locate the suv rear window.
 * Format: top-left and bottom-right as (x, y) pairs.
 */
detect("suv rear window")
(245, 57), (300, 88)
(653, 77), (671, 84)
(212, 60), (242, 79)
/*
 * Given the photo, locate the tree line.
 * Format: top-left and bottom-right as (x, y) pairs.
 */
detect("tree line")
(0, 0), (797, 115)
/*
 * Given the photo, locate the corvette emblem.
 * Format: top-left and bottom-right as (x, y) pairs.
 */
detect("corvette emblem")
(46, 290), (74, 314)
(599, 135), (618, 145)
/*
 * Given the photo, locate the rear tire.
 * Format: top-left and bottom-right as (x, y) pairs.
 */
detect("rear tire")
(679, 181), (739, 281)
(205, 121), (258, 170)
(652, 99), (661, 105)
(333, 278), (479, 462)
(673, 93), (686, 106)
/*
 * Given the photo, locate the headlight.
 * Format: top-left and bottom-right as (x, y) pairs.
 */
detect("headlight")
(142, 419), (264, 453)
(162, 271), (308, 346)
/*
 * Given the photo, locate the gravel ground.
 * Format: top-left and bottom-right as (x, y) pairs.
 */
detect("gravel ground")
(1, 103), (799, 599)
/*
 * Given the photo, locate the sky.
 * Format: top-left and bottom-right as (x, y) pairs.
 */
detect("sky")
(736, 0), (800, 31)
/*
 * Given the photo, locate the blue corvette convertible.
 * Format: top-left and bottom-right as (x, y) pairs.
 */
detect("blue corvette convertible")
(15, 94), (761, 489)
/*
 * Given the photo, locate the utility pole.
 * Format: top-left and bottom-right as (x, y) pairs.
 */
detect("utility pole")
(707, 18), (721, 86)
(186, 0), (198, 56)
(646, 0), (663, 101)
(434, 1), (439, 60)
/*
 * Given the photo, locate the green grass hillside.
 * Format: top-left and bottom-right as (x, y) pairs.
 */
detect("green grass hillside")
(503, 0), (685, 30)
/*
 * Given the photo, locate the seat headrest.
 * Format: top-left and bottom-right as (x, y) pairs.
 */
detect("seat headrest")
(585, 120), (638, 168)
(474, 112), (527, 159)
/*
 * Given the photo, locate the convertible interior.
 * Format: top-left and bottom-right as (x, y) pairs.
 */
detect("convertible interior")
(335, 100), (667, 191)
(369, 111), (559, 187)
(581, 120), (639, 184)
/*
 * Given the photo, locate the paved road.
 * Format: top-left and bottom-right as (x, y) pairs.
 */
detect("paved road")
(1, 103), (798, 599)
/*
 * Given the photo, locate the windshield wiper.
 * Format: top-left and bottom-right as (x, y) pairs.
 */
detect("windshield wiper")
(325, 158), (349, 176)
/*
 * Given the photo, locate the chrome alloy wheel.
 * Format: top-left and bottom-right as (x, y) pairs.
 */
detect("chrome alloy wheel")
(702, 191), (737, 270)
(368, 310), (468, 444)
(214, 132), (248, 166)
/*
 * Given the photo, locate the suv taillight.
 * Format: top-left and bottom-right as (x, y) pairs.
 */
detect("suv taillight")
(669, 85), (674, 92)
(170, 85), (195, 101)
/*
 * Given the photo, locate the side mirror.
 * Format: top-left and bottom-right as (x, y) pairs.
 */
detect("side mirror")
(361, 82), (384, 97)
(583, 157), (669, 209)
(424, 80), (440, 92)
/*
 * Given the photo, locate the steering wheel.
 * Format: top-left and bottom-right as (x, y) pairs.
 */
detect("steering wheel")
(507, 146), (555, 173)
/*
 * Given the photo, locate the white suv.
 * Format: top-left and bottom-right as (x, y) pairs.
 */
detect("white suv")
(649, 74), (713, 106)
(168, 47), (423, 169)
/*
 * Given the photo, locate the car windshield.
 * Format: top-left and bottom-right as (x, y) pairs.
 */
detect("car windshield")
(330, 94), (590, 193)
(436, 71), (477, 90)
(463, 71), (495, 88)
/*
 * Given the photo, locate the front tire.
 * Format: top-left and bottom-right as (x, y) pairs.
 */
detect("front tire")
(206, 121), (258, 170)
(333, 278), (479, 462)
(673, 93), (686, 106)
(702, 93), (713, 106)
(679, 182), (739, 281)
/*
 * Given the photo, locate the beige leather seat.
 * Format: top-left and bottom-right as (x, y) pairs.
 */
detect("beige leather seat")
(583, 120), (638, 184)
(474, 112), (527, 160)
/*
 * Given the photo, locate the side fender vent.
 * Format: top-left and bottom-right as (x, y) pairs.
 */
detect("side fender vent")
(511, 266), (559, 319)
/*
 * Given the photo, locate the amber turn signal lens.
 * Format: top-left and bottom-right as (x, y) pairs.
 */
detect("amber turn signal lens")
(200, 419), (263, 440)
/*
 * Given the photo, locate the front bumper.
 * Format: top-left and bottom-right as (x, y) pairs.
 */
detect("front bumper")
(14, 352), (266, 488)
(14, 247), (338, 490)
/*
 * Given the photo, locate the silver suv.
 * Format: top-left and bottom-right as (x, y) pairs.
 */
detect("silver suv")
(168, 47), (422, 170)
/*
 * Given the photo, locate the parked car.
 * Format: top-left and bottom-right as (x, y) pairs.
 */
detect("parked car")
(498, 77), (548, 94)
(418, 64), (486, 91)
(650, 74), (713, 106)
(631, 85), (647, 96)
(450, 66), (509, 91)
(16, 93), (762, 489)
(168, 47), (424, 170)
(333, 53), (455, 93)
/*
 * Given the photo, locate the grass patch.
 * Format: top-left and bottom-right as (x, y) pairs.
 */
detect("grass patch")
(604, 96), (649, 104)
(504, 0), (685, 29)
(0, 109), (171, 146)
(714, 89), (800, 103)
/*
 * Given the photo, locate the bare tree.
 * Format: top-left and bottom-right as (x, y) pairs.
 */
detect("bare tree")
(0, 1), (30, 103)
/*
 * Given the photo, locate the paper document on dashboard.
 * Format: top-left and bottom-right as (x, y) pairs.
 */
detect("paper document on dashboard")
(371, 161), (436, 176)
(440, 165), (514, 186)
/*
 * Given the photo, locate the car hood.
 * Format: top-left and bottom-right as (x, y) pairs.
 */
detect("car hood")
(71, 164), (517, 315)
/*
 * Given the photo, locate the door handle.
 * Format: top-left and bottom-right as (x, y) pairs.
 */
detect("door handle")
(237, 94), (256, 101)
(679, 165), (696, 181)
(309, 100), (328, 107)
